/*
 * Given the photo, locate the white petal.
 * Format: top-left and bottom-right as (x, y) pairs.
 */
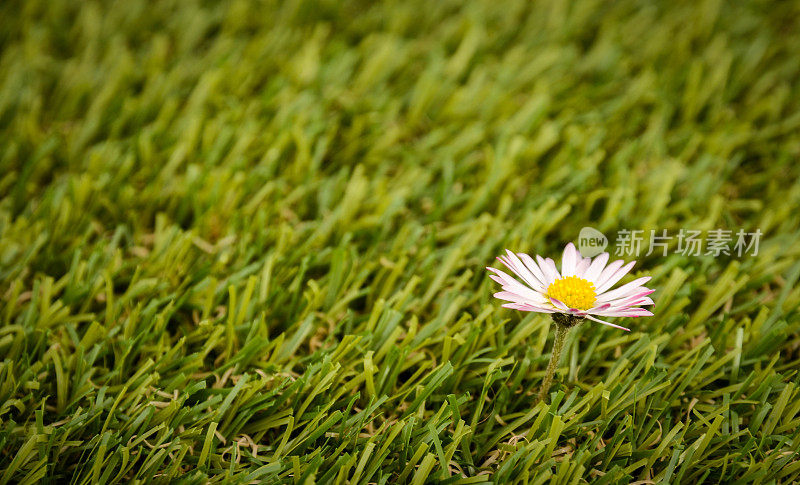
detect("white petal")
(545, 257), (562, 283)
(534, 256), (556, 285)
(598, 287), (655, 304)
(583, 252), (609, 285)
(590, 308), (653, 317)
(494, 291), (527, 302)
(488, 273), (507, 287)
(561, 243), (578, 277)
(498, 286), (549, 305)
(596, 277), (652, 303)
(593, 260), (624, 291)
(500, 250), (546, 291)
(608, 298), (654, 309)
(574, 257), (592, 277)
(487, 268), (548, 304)
(487, 269), (534, 296)
(502, 302), (556, 313)
(600, 290), (655, 308)
(585, 315), (631, 331)
(487, 267), (517, 286)
(595, 261), (636, 294)
(517, 253), (549, 289)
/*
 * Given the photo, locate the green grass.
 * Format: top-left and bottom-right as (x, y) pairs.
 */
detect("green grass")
(2, 0), (800, 483)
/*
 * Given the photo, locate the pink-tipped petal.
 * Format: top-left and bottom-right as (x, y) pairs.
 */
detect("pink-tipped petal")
(486, 267), (518, 286)
(502, 302), (538, 311)
(493, 291), (521, 302)
(488, 269), (533, 296)
(549, 297), (569, 311)
(488, 274), (507, 287)
(588, 303), (612, 312)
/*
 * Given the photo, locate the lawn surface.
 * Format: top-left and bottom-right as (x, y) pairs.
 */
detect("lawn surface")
(2, 0), (800, 483)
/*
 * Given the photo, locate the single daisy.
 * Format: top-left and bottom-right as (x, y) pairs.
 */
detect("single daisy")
(486, 242), (655, 402)
(486, 242), (654, 331)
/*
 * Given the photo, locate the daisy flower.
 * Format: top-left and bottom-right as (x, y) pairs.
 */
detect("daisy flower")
(486, 242), (654, 331)
(486, 242), (655, 402)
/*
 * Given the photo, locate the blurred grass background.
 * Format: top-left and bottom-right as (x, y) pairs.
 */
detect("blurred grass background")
(2, 0), (800, 483)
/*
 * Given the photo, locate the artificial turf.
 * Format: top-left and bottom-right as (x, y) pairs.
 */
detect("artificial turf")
(2, 0), (800, 483)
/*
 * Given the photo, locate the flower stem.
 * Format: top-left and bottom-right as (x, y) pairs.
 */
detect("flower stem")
(537, 321), (570, 403)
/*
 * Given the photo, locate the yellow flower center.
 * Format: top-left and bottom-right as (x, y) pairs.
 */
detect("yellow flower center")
(547, 276), (597, 310)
